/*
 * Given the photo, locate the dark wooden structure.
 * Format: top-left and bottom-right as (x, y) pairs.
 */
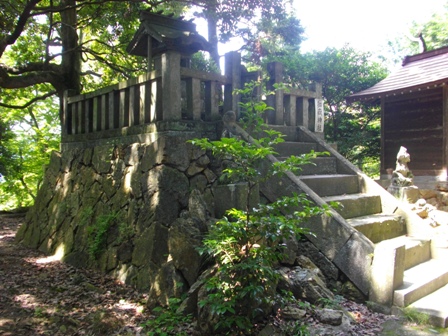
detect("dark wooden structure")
(61, 12), (323, 147)
(348, 46), (448, 187)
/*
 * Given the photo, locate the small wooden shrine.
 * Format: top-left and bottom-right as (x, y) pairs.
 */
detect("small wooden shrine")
(126, 11), (211, 69)
(348, 46), (448, 188)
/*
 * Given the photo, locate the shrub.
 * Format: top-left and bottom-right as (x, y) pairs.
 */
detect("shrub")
(189, 82), (331, 334)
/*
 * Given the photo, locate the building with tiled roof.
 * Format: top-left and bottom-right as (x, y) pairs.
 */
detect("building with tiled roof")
(348, 46), (448, 188)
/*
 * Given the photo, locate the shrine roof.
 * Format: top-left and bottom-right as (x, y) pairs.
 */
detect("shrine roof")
(127, 11), (211, 57)
(347, 46), (448, 103)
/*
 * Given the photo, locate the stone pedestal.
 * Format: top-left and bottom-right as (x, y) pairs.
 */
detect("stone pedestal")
(387, 185), (419, 204)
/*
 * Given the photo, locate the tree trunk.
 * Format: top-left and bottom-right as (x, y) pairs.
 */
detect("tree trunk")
(206, 1), (220, 71)
(58, 0), (81, 121)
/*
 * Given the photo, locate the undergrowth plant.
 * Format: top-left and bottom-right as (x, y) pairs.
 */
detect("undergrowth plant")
(143, 297), (192, 336)
(86, 211), (120, 259)
(400, 306), (430, 325)
(189, 81), (332, 334)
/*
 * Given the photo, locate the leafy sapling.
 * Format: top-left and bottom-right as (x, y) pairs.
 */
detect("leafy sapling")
(189, 81), (332, 334)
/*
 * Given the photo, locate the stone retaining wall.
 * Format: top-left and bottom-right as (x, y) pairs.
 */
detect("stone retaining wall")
(16, 123), (224, 305)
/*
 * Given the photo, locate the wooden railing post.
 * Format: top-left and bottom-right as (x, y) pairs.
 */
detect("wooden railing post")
(297, 97), (310, 130)
(224, 51), (241, 118)
(284, 95), (296, 126)
(186, 77), (202, 120)
(267, 62), (284, 125)
(62, 91), (69, 137)
(161, 51), (182, 120)
(204, 80), (219, 121)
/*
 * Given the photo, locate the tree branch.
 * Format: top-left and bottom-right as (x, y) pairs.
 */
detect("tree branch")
(0, 91), (57, 109)
(0, 0), (42, 56)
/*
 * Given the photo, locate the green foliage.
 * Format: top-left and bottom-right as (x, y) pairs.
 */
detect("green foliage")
(266, 46), (388, 176)
(191, 52), (220, 73)
(242, 12), (305, 64)
(189, 82), (329, 334)
(316, 295), (344, 309)
(400, 307), (430, 325)
(280, 321), (310, 336)
(0, 93), (60, 210)
(387, 6), (448, 65)
(143, 297), (192, 336)
(86, 212), (119, 260)
(79, 208), (133, 260)
(118, 221), (135, 244)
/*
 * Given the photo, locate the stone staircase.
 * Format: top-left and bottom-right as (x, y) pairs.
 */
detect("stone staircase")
(245, 124), (448, 328)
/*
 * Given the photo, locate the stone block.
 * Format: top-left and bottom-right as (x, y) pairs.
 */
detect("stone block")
(168, 217), (204, 286)
(388, 185), (419, 204)
(369, 240), (405, 306)
(132, 222), (169, 267)
(213, 183), (259, 218)
(332, 231), (374, 296)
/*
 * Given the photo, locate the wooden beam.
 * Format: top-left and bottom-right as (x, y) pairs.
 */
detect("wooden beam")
(443, 86), (448, 177)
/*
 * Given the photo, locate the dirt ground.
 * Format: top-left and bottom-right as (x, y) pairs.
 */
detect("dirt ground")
(0, 213), (446, 336)
(0, 214), (152, 335)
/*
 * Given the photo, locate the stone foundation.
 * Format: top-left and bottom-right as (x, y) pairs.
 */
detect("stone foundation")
(16, 124), (223, 305)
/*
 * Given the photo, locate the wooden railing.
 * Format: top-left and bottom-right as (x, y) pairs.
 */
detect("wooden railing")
(265, 62), (323, 135)
(62, 51), (323, 141)
(62, 51), (229, 139)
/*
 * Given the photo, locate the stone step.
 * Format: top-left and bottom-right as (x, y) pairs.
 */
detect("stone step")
(346, 214), (406, 243)
(393, 259), (448, 307)
(274, 141), (318, 156)
(321, 193), (382, 219)
(300, 174), (359, 197)
(276, 157), (338, 175)
(266, 125), (299, 141)
(431, 236), (448, 261)
(382, 235), (432, 270)
(409, 283), (448, 328)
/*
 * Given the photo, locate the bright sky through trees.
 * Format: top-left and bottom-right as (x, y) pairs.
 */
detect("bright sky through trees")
(295, 0), (446, 53)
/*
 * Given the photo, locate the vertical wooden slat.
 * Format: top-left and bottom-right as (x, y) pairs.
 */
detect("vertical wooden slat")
(139, 83), (146, 124)
(129, 85), (136, 126)
(381, 98), (386, 174)
(186, 77), (201, 120)
(100, 94), (107, 130)
(77, 101), (82, 134)
(108, 91), (115, 130)
(71, 101), (77, 135)
(93, 96), (99, 132)
(150, 78), (163, 122)
(161, 51), (181, 120)
(85, 99), (92, 133)
(62, 91), (69, 137)
(223, 51), (241, 117)
(284, 95), (296, 126)
(443, 86), (448, 178)
(267, 62), (284, 125)
(205, 81), (219, 121)
(297, 97), (309, 129)
(119, 89), (127, 127)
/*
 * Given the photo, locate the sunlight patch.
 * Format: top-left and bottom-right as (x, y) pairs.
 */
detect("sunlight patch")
(0, 233), (14, 240)
(14, 293), (38, 309)
(115, 299), (144, 314)
(0, 318), (14, 326)
(35, 244), (65, 264)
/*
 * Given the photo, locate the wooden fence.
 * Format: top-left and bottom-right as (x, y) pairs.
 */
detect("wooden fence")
(62, 51), (323, 142)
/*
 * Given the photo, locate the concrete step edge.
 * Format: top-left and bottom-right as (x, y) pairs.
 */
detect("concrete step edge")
(394, 259), (448, 307)
(408, 284), (448, 328)
(346, 213), (402, 227)
(346, 214), (406, 243)
(378, 235), (431, 250)
(321, 193), (381, 203)
(300, 174), (356, 180)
